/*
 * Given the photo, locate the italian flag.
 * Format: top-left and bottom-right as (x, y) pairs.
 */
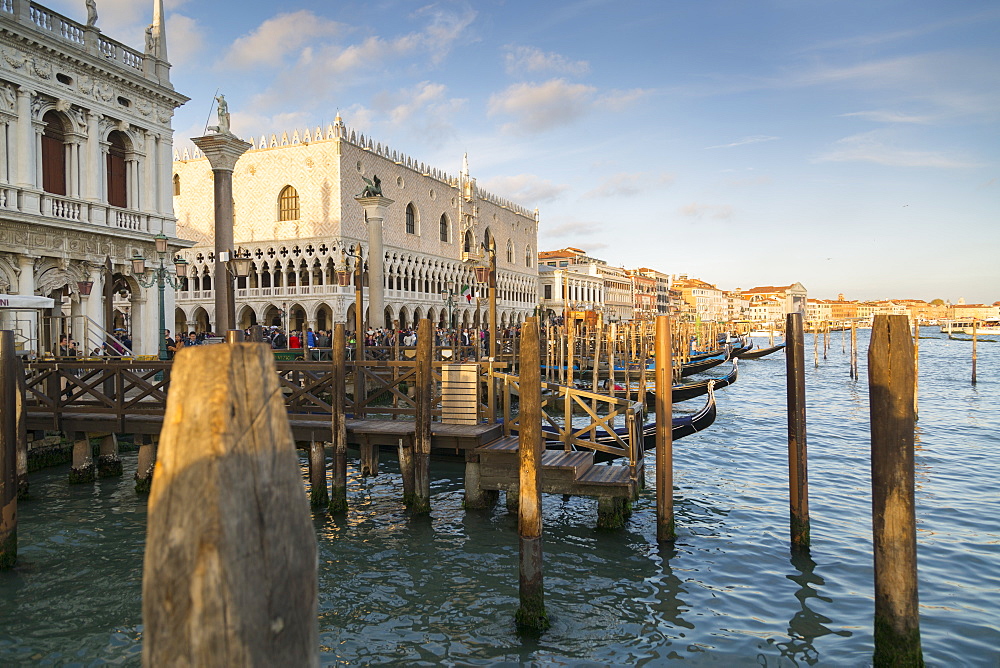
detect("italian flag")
(461, 284), (473, 303)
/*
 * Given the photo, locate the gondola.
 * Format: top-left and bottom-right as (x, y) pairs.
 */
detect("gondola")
(737, 342), (785, 359)
(540, 383), (717, 461)
(644, 359), (737, 404)
(679, 350), (728, 377)
(727, 336), (754, 358)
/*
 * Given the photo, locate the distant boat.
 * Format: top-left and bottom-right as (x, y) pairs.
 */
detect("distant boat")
(737, 343), (785, 359)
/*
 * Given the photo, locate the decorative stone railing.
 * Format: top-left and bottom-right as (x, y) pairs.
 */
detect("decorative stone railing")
(1, 1), (148, 76)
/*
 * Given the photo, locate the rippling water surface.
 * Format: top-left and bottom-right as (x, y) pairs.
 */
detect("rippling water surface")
(1, 330), (998, 665)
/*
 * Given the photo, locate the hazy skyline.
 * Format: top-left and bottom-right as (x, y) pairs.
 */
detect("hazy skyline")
(49, 0), (999, 304)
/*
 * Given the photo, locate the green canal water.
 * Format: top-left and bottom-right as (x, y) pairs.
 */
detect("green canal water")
(1, 330), (998, 665)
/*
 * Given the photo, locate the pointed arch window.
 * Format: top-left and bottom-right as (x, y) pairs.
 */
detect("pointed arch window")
(172, 174), (181, 196)
(525, 246), (533, 268)
(506, 240), (514, 264)
(278, 185), (299, 221)
(439, 214), (449, 242)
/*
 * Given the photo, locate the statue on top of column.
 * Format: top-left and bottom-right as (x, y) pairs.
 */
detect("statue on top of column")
(207, 94), (232, 136)
(85, 0), (98, 28)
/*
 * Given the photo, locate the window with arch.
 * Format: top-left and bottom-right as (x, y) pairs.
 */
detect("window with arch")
(405, 203), (416, 234)
(439, 214), (449, 242)
(463, 229), (474, 254)
(525, 246), (533, 268)
(41, 111), (67, 195)
(278, 185), (299, 221)
(107, 130), (128, 208)
(172, 174), (180, 196)
(506, 240), (514, 264)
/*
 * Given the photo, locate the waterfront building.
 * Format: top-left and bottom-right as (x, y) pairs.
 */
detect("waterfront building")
(950, 303), (1000, 321)
(634, 267), (672, 315)
(743, 283), (808, 316)
(672, 275), (726, 321)
(626, 269), (656, 321)
(537, 264), (603, 325)
(0, 0), (187, 355)
(537, 247), (634, 322)
(172, 120), (538, 333)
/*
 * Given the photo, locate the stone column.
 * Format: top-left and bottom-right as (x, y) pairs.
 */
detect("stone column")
(191, 133), (251, 334)
(158, 133), (174, 218)
(84, 112), (101, 202)
(0, 119), (9, 185)
(85, 264), (104, 341)
(354, 195), (394, 329)
(14, 88), (32, 189)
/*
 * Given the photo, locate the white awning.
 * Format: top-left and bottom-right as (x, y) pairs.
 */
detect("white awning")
(0, 295), (56, 309)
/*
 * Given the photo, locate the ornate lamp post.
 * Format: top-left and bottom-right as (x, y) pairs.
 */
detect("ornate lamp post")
(129, 234), (187, 360)
(337, 244), (365, 360)
(472, 243), (497, 358)
(441, 280), (458, 346)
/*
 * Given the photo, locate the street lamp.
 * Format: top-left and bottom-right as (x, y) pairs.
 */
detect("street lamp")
(471, 242), (497, 359)
(338, 244), (365, 360)
(129, 233), (188, 360)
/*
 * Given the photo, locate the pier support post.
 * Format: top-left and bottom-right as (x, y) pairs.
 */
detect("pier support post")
(14, 357), (28, 499)
(142, 343), (318, 666)
(785, 313), (810, 549)
(463, 451), (497, 510)
(359, 438), (379, 477)
(411, 319), (433, 515)
(505, 487), (519, 514)
(597, 496), (631, 529)
(69, 431), (95, 484)
(309, 440), (328, 508)
(134, 434), (157, 494)
(97, 433), (122, 477)
(1, 331), (19, 569)
(868, 314), (923, 666)
(516, 317), (549, 632)
(330, 324), (348, 514)
(654, 315), (675, 542)
(399, 438), (415, 507)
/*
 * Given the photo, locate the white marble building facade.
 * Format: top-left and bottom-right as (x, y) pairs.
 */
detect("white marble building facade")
(0, 1), (188, 355)
(172, 116), (539, 334)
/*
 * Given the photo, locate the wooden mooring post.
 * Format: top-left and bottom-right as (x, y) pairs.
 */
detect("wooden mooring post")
(971, 320), (977, 385)
(655, 315), (675, 542)
(515, 317), (549, 632)
(1, 331), (19, 569)
(14, 356), (28, 499)
(134, 434), (157, 494)
(411, 319), (433, 514)
(868, 315), (923, 666)
(142, 343), (318, 665)
(309, 438), (328, 508)
(785, 313), (810, 549)
(330, 324), (348, 514)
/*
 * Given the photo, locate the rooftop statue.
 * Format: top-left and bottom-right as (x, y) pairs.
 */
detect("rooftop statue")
(359, 175), (382, 198)
(85, 0), (98, 27)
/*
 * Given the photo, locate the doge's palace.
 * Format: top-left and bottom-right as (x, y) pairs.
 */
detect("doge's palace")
(0, 0), (188, 356)
(172, 115), (539, 335)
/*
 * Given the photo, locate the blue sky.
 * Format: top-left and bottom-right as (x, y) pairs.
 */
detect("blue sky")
(52, 0), (999, 303)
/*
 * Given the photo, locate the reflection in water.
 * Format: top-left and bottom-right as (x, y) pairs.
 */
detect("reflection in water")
(649, 542), (692, 632)
(771, 549), (851, 665)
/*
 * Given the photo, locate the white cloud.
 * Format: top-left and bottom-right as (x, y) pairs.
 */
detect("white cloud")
(504, 45), (589, 77)
(814, 132), (977, 168)
(679, 203), (734, 220)
(488, 79), (596, 133)
(481, 174), (569, 204)
(584, 172), (675, 199)
(840, 110), (933, 124)
(219, 11), (344, 70)
(165, 14), (205, 67)
(705, 135), (779, 150)
(541, 220), (602, 238)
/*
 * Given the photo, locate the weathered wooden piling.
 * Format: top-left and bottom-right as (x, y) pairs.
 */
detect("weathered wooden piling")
(868, 314), (923, 666)
(14, 356), (28, 499)
(134, 434), (156, 494)
(851, 323), (858, 380)
(330, 324), (348, 514)
(971, 320), (977, 385)
(785, 312), (810, 549)
(411, 319), (433, 514)
(1, 331), (19, 569)
(309, 439), (328, 508)
(515, 317), (549, 632)
(96, 433), (122, 477)
(913, 321), (919, 420)
(69, 431), (95, 483)
(655, 315), (676, 542)
(142, 343), (318, 666)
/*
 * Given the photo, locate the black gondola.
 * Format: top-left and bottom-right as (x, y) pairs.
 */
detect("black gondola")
(737, 343), (785, 359)
(679, 350), (728, 377)
(645, 359), (737, 404)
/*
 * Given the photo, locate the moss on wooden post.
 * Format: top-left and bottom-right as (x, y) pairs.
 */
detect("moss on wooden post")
(330, 324), (349, 514)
